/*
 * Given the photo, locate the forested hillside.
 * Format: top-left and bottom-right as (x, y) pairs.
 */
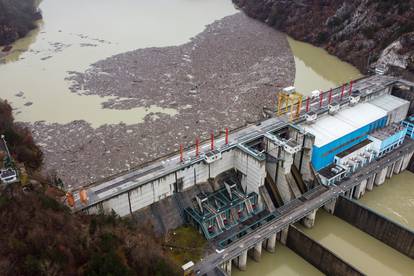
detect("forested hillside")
(0, 0), (41, 46)
(233, 0), (414, 75)
(0, 99), (180, 276)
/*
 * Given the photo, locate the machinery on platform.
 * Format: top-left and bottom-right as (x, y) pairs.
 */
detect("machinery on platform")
(0, 135), (19, 185)
(185, 177), (262, 240)
(277, 86), (303, 121)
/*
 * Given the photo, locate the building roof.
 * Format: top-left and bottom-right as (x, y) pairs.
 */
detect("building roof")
(369, 94), (409, 113)
(318, 164), (346, 179)
(369, 123), (406, 141)
(302, 103), (387, 147)
(336, 139), (372, 158)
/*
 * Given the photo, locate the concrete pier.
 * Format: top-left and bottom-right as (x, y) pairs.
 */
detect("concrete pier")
(393, 158), (403, 174)
(334, 196), (414, 258)
(323, 198), (337, 214)
(250, 241), (263, 262)
(286, 226), (365, 276)
(401, 153), (414, 171)
(374, 167), (387, 186)
(302, 209), (317, 228)
(366, 176), (375, 191)
(386, 163), (394, 179)
(222, 260), (232, 276)
(279, 227), (289, 245)
(265, 233), (277, 253)
(233, 250), (247, 271)
(353, 179), (367, 199)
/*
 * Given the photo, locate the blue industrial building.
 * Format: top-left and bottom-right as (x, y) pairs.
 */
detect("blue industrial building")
(311, 117), (387, 170)
(303, 103), (388, 171)
(402, 115), (414, 139)
(302, 94), (410, 173)
(369, 124), (407, 157)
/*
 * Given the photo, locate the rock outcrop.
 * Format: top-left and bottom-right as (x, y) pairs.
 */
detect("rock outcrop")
(233, 0), (414, 75)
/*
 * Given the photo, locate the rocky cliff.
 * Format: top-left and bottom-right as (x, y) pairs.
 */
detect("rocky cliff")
(0, 0), (41, 46)
(233, 0), (414, 75)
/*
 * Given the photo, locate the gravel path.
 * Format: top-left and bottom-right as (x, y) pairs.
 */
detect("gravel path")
(31, 12), (295, 188)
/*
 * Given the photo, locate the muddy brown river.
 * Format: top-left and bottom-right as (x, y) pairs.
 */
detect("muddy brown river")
(1, 0), (412, 275)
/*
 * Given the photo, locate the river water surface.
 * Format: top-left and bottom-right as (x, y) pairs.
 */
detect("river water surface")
(1, 0), (413, 275)
(0, 0), (237, 126)
(299, 210), (414, 275)
(0, 0), (361, 126)
(359, 171), (414, 229)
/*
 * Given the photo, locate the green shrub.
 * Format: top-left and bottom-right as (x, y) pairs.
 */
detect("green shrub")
(23, 255), (42, 275)
(38, 193), (65, 212)
(316, 31), (329, 43)
(85, 251), (132, 276)
(0, 194), (10, 209)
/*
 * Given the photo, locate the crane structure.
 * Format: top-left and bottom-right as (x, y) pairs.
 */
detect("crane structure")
(276, 86), (303, 122)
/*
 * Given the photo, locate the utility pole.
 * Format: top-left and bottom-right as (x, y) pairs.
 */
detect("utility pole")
(1, 135), (11, 160)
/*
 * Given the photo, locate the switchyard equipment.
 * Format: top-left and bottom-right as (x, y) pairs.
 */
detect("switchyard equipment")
(0, 135), (19, 185)
(185, 178), (261, 239)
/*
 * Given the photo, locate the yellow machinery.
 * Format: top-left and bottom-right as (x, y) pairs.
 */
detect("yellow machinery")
(277, 87), (303, 121)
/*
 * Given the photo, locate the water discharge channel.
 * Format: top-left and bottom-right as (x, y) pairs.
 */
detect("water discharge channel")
(1, 0), (413, 274)
(359, 171), (414, 229)
(299, 210), (414, 275)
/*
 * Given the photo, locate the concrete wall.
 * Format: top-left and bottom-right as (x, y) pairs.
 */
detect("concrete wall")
(133, 182), (213, 234)
(265, 139), (279, 183)
(391, 86), (414, 117)
(88, 173), (176, 216)
(286, 226), (365, 276)
(234, 149), (266, 195)
(209, 150), (235, 180)
(334, 196), (414, 258)
(86, 147), (268, 217)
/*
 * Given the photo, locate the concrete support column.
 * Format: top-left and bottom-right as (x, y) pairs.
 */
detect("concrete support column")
(375, 168), (387, 186)
(276, 152), (295, 203)
(323, 198), (337, 214)
(233, 250), (247, 271)
(302, 209), (317, 228)
(266, 233), (277, 253)
(393, 158), (403, 174)
(251, 241), (263, 262)
(279, 227), (289, 245)
(350, 187), (355, 199)
(386, 164), (394, 179)
(222, 260), (232, 276)
(300, 135), (315, 184)
(366, 176), (375, 191)
(401, 153), (414, 171)
(353, 179), (367, 199)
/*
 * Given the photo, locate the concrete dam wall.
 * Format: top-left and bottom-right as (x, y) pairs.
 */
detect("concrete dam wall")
(334, 196), (414, 259)
(286, 226), (365, 276)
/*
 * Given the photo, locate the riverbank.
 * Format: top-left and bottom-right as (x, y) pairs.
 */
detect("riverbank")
(31, 12), (294, 187)
(233, 0), (414, 76)
(0, 0), (41, 47)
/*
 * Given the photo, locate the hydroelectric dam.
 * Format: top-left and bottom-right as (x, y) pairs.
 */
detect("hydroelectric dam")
(68, 74), (414, 275)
